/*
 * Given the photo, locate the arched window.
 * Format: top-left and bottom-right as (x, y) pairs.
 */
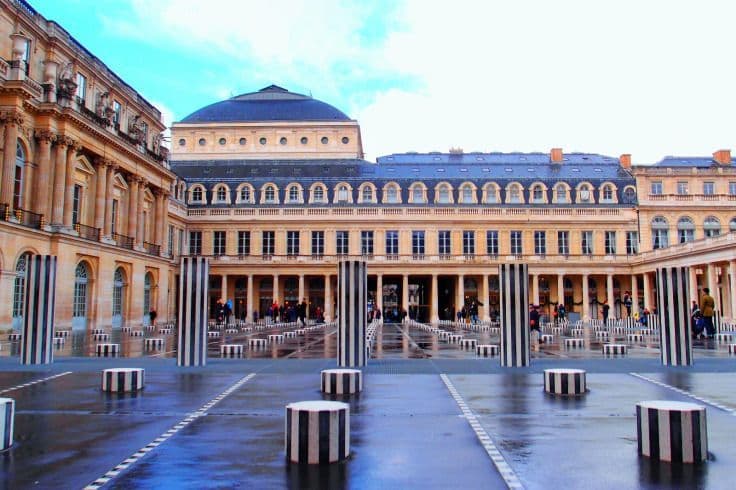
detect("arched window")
(12, 253), (30, 327)
(361, 185), (374, 203)
(623, 187), (636, 204)
(508, 184), (521, 203)
(555, 184), (568, 203)
(288, 185), (301, 203)
(411, 184), (425, 203)
(385, 184), (400, 203)
(704, 216), (721, 237)
(438, 184), (451, 204)
(578, 184), (592, 203)
(264, 185), (276, 203)
(730, 217), (736, 232)
(461, 185), (474, 203)
(216, 186), (227, 202)
(532, 185), (544, 203)
(313, 186), (325, 203)
(143, 272), (153, 323)
(602, 184), (614, 201)
(192, 187), (203, 202)
(112, 267), (125, 327)
(677, 217), (695, 243)
(14, 142), (24, 209)
(337, 185), (349, 203)
(239, 186), (251, 202)
(483, 184), (497, 203)
(651, 216), (669, 249)
(73, 262), (89, 326)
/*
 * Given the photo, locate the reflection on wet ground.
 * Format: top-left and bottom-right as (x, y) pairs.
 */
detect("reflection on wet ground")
(0, 322), (734, 489)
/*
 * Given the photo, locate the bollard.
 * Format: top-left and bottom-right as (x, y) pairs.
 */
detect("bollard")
(636, 401), (707, 463)
(101, 368), (145, 392)
(285, 401), (349, 464)
(321, 369), (362, 394)
(544, 368), (586, 396)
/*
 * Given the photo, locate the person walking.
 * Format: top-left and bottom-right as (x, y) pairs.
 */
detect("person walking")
(602, 300), (610, 324)
(700, 288), (716, 338)
(530, 305), (542, 342)
(297, 298), (308, 325)
(623, 292), (632, 317)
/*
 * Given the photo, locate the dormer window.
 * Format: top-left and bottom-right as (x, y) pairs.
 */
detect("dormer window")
(461, 186), (473, 203)
(532, 185), (544, 202)
(579, 185), (591, 202)
(438, 185), (451, 203)
(216, 187), (227, 202)
(362, 186), (373, 203)
(264, 185), (276, 203)
(337, 185), (349, 202)
(602, 184), (614, 201)
(192, 187), (203, 202)
(386, 186), (399, 203)
(556, 185), (567, 203)
(313, 186), (325, 203)
(288, 186), (301, 203)
(509, 185), (521, 203)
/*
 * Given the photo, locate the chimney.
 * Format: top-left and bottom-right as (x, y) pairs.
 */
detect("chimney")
(550, 148), (563, 163)
(619, 154), (632, 169)
(713, 149), (731, 165)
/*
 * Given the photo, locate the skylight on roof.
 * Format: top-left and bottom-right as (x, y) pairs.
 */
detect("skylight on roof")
(594, 168), (602, 172)
(482, 168), (490, 172)
(433, 157), (441, 161)
(475, 157), (484, 161)
(460, 168), (468, 172)
(572, 168), (580, 172)
(527, 168), (534, 172)
(505, 168), (512, 172)
(437, 168), (445, 172)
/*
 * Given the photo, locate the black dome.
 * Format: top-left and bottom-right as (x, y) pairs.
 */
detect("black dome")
(180, 85), (351, 123)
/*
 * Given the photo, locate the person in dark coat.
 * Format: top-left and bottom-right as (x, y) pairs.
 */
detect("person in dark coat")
(297, 298), (308, 325)
(530, 305), (542, 342)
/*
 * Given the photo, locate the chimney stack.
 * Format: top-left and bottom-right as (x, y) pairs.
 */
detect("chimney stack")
(713, 149), (731, 165)
(619, 154), (632, 169)
(550, 148), (563, 163)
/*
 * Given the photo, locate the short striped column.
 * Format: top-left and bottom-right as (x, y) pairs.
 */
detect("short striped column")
(565, 338), (584, 348)
(53, 337), (65, 346)
(728, 344), (736, 354)
(284, 331), (297, 339)
(296, 329), (306, 335)
(285, 401), (350, 464)
(96, 344), (120, 357)
(177, 257), (209, 367)
(54, 330), (70, 338)
(93, 333), (109, 341)
(656, 267), (692, 366)
(540, 334), (554, 343)
(544, 369), (586, 396)
(715, 333), (733, 342)
(7, 333), (21, 341)
(224, 328), (238, 334)
(595, 331), (609, 340)
(21, 255), (57, 365)
(221, 344), (244, 358)
(92, 328), (105, 335)
(269, 334), (285, 343)
(321, 369), (362, 394)
(627, 333), (644, 343)
(0, 398), (15, 450)
(499, 263), (530, 367)
(460, 338), (477, 349)
(101, 368), (145, 392)
(570, 328), (584, 337)
(249, 338), (268, 348)
(145, 338), (164, 349)
(158, 327), (172, 335)
(448, 334), (463, 344)
(602, 344), (627, 356)
(636, 401), (707, 463)
(337, 260), (367, 367)
(121, 326), (132, 332)
(208, 331), (221, 338)
(129, 330), (144, 337)
(476, 344), (500, 357)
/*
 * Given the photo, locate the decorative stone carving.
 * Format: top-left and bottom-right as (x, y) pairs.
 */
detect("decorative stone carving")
(95, 91), (115, 124)
(0, 110), (25, 127)
(57, 62), (77, 99)
(34, 129), (57, 144)
(151, 132), (163, 155)
(127, 115), (145, 143)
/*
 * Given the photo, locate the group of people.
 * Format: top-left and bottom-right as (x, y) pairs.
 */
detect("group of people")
(215, 298), (318, 325)
(455, 300), (483, 324)
(691, 287), (716, 339)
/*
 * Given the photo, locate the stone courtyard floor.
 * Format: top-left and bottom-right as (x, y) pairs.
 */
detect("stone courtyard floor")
(1, 322), (735, 489)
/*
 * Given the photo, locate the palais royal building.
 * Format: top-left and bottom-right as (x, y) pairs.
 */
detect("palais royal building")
(1, 0), (736, 331)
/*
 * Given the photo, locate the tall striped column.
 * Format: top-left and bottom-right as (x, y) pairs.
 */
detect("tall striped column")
(656, 267), (692, 366)
(499, 263), (530, 367)
(21, 255), (57, 365)
(177, 257), (209, 367)
(337, 260), (367, 367)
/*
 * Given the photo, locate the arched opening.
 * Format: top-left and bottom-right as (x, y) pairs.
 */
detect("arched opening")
(112, 267), (126, 328)
(72, 262), (90, 330)
(14, 141), (25, 209)
(704, 216), (721, 238)
(651, 216), (669, 249)
(11, 252), (31, 329)
(143, 272), (153, 325)
(677, 217), (695, 243)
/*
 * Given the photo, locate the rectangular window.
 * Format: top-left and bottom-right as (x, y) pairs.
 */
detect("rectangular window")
(650, 181), (663, 195)
(386, 230), (399, 256)
(168, 225), (174, 256)
(72, 184), (82, 224)
(558, 231), (569, 255)
(287, 231), (300, 256)
(336, 230), (349, 256)
(12, 164), (22, 210)
(677, 181), (689, 195)
(311, 231), (324, 256)
(605, 231), (616, 255)
(76, 72), (87, 102)
(581, 231), (593, 255)
(113, 101), (121, 126)
(238, 231), (250, 256)
(463, 230), (475, 256)
(703, 181), (715, 195)
(361, 230), (374, 256)
(510, 230), (522, 255)
(189, 231), (202, 255)
(178, 229), (183, 255)
(213, 231), (226, 256)
(486, 230), (498, 256)
(626, 231), (639, 255)
(534, 230), (546, 255)
(412, 230), (425, 257)
(730, 182), (736, 196)
(262, 230), (275, 256)
(438, 230), (451, 256)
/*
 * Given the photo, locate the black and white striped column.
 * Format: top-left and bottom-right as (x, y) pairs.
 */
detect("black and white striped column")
(321, 369), (362, 394)
(656, 267), (692, 366)
(544, 369), (587, 396)
(101, 368), (145, 392)
(21, 255), (57, 365)
(499, 263), (530, 367)
(337, 260), (367, 367)
(0, 398), (14, 450)
(476, 344), (500, 357)
(285, 401), (350, 464)
(177, 257), (209, 367)
(96, 343), (120, 357)
(636, 401), (707, 463)
(221, 344), (244, 357)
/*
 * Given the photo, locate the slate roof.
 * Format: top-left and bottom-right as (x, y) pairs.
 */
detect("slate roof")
(654, 156), (736, 167)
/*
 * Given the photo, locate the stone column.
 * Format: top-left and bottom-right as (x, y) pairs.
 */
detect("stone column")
(177, 257), (209, 367)
(337, 260), (367, 367)
(643, 273), (652, 310)
(730, 261), (736, 321)
(51, 137), (69, 225)
(431, 273), (439, 323)
(22, 158), (34, 211)
(557, 274), (564, 307)
(582, 274), (590, 320)
(93, 159), (108, 231)
(33, 130), (55, 218)
(376, 273), (383, 317)
(631, 274), (640, 314)
(457, 274), (465, 314)
(532, 273), (540, 305)
(103, 164), (117, 237)
(62, 140), (80, 227)
(402, 274), (409, 319)
(298, 274), (305, 303)
(136, 181), (146, 246)
(273, 274), (280, 306)
(499, 263), (530, 367)
(154, 189), (164, 246)
(221, 274), (228, 304)
(0, 111), (22, 210)
(688, 267), (698, 312)
(707, 264), (720, 313)
(325, 274), (333, 321)
(21, 255), (57, 365)
(246, 274), (254, 322)
(127, 176), (139, 240)
(656, 266), (692, 366)
(481, 273), (490, 321)
(607, 274), (615, 319)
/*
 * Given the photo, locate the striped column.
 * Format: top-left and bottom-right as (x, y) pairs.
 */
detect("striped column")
(321, 369), (362, 394)
(636, 401), (707, 463)
(544, 369), (586, 396)
(0, 398), (14, 450)
(476, 344), (500, 357)
(656, 267), (692, 366)
(499, 263), (530, 367)
(337, 260), (367, 367)
(21, 255), (57, 365)
(285, 401), (350, 464)
(101, 368), (145, 392)
(177, 257), (209, 367)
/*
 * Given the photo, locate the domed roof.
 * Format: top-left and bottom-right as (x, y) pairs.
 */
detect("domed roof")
(180, 85), (351, 123)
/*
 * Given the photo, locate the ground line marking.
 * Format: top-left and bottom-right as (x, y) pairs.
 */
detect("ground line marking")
(83, 372), (256, 490)
(0, 371), (72, 394)
(440, 374), (525, 490)
(629, 372), (735, 415)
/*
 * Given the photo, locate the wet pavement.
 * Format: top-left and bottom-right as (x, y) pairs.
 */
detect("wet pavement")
(0, 322), (734, 489)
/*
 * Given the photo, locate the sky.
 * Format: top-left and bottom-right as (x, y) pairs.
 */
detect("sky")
(33, 0), (736, 163)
